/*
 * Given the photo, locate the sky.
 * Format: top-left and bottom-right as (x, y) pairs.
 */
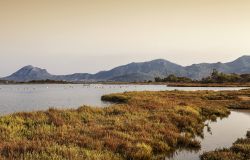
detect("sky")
(0, 0), (250, 76)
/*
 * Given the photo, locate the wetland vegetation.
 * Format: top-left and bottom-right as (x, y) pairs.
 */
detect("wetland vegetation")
(0, 89), (249, 159)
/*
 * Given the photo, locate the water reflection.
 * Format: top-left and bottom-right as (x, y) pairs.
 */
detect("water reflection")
(167, 110), (250, 160)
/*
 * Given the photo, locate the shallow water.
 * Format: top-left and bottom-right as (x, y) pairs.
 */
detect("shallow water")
(0, 84), (246, 115)
(167, 110), (250, 160)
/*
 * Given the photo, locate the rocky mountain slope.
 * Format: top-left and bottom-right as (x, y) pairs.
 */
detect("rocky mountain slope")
(2, 55), (250, 82)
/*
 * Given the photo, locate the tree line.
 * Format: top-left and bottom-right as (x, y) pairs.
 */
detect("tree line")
(155, 69), (250, 83)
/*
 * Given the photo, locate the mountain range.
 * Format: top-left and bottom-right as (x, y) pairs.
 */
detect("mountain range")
(2, 55), (250, 82)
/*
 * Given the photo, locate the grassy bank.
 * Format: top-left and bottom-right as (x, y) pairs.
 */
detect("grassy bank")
(166, 82), (250, 87)
(200, 131), (250, 160)
(100, 81), (250, 87)
(0, 90), (250, 159)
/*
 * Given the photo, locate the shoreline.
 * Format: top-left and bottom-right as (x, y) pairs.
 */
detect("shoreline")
(1, 82), (250, 87)
(166, 82), (250, 87)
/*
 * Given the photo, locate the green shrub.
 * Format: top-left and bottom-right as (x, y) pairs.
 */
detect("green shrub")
(101, 95), (130, 103)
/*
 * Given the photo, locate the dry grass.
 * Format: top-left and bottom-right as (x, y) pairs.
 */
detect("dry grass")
(0, 89), (249, 159)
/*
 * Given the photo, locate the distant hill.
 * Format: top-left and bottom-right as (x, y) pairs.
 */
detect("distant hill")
(4, 65), (53, 82)
(2, 55), (250, 82)
(93, 59), (185, 81)
(184, 55), (250, 79)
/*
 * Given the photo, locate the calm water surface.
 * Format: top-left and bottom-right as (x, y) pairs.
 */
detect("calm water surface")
(0, 84), (246, 114)
(168, 110), (250, 160)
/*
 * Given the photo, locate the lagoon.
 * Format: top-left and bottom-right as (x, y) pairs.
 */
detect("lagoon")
(0, 84), (247, 115)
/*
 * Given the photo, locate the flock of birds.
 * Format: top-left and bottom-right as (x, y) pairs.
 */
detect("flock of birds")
(0, 84), (149, 92)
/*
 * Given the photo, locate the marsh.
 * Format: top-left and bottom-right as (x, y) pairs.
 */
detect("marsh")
(0, 88), (249, 159)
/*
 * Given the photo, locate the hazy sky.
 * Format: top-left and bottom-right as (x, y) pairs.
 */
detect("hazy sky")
(0, 0), (250, 76)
